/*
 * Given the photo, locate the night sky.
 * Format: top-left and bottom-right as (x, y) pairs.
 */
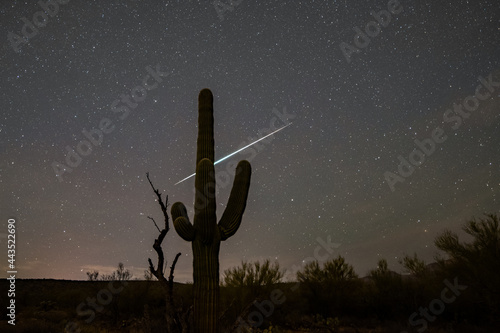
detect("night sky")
(1, 0), (499, 282)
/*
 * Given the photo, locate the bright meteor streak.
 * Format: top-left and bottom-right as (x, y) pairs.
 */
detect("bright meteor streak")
(175, 122), (292, 185)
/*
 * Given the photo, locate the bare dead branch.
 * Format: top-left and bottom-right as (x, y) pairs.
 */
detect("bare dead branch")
(147, 216), (161, 233)
(148, 227), (169, 283)
(146, 171), (169, 231)
(168, 252), (182, 288)
(145, 172), (185, 331)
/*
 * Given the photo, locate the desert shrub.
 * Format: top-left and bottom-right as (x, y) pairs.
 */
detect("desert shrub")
(222, 259), (284, 289)
(86, 271), (99, 281)
(100, 262), (133, 281)
(297, 256), (357, 284)
(296, 256), (361, 317)
(367, 259), (406, 319)
(435, 213), (500, 322)
(222, 259), (285, 313)
(399, 253), (426, 276)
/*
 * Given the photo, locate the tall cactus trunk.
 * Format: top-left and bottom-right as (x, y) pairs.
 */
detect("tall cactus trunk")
(172, 89), (252, 333)
(193, 238), (220, 332)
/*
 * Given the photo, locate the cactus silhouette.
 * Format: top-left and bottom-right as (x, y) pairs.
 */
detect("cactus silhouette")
(172, 88), (252, 333)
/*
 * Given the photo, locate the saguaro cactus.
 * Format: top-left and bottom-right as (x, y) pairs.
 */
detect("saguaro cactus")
(172, 88), (252, 333)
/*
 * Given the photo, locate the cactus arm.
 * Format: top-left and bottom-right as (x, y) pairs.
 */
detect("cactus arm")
(174, 216), (195, 241)
(218, 160), (252, 241)
(194, 158), (216, 245)
(171, 201), (189, 221)
(172, 202), (195, 241)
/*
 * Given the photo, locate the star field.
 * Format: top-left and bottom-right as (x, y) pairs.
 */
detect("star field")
(1, 0), (499, 281)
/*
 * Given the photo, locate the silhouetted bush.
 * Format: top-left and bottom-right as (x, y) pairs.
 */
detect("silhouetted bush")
(222, 259), (284, 289)
(399, 253), (426, 276)
(365, 259), (406, 319)
(220, 259), (285, 330)
(296, 256), (362, 317)
(435, 213), (500, 322)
